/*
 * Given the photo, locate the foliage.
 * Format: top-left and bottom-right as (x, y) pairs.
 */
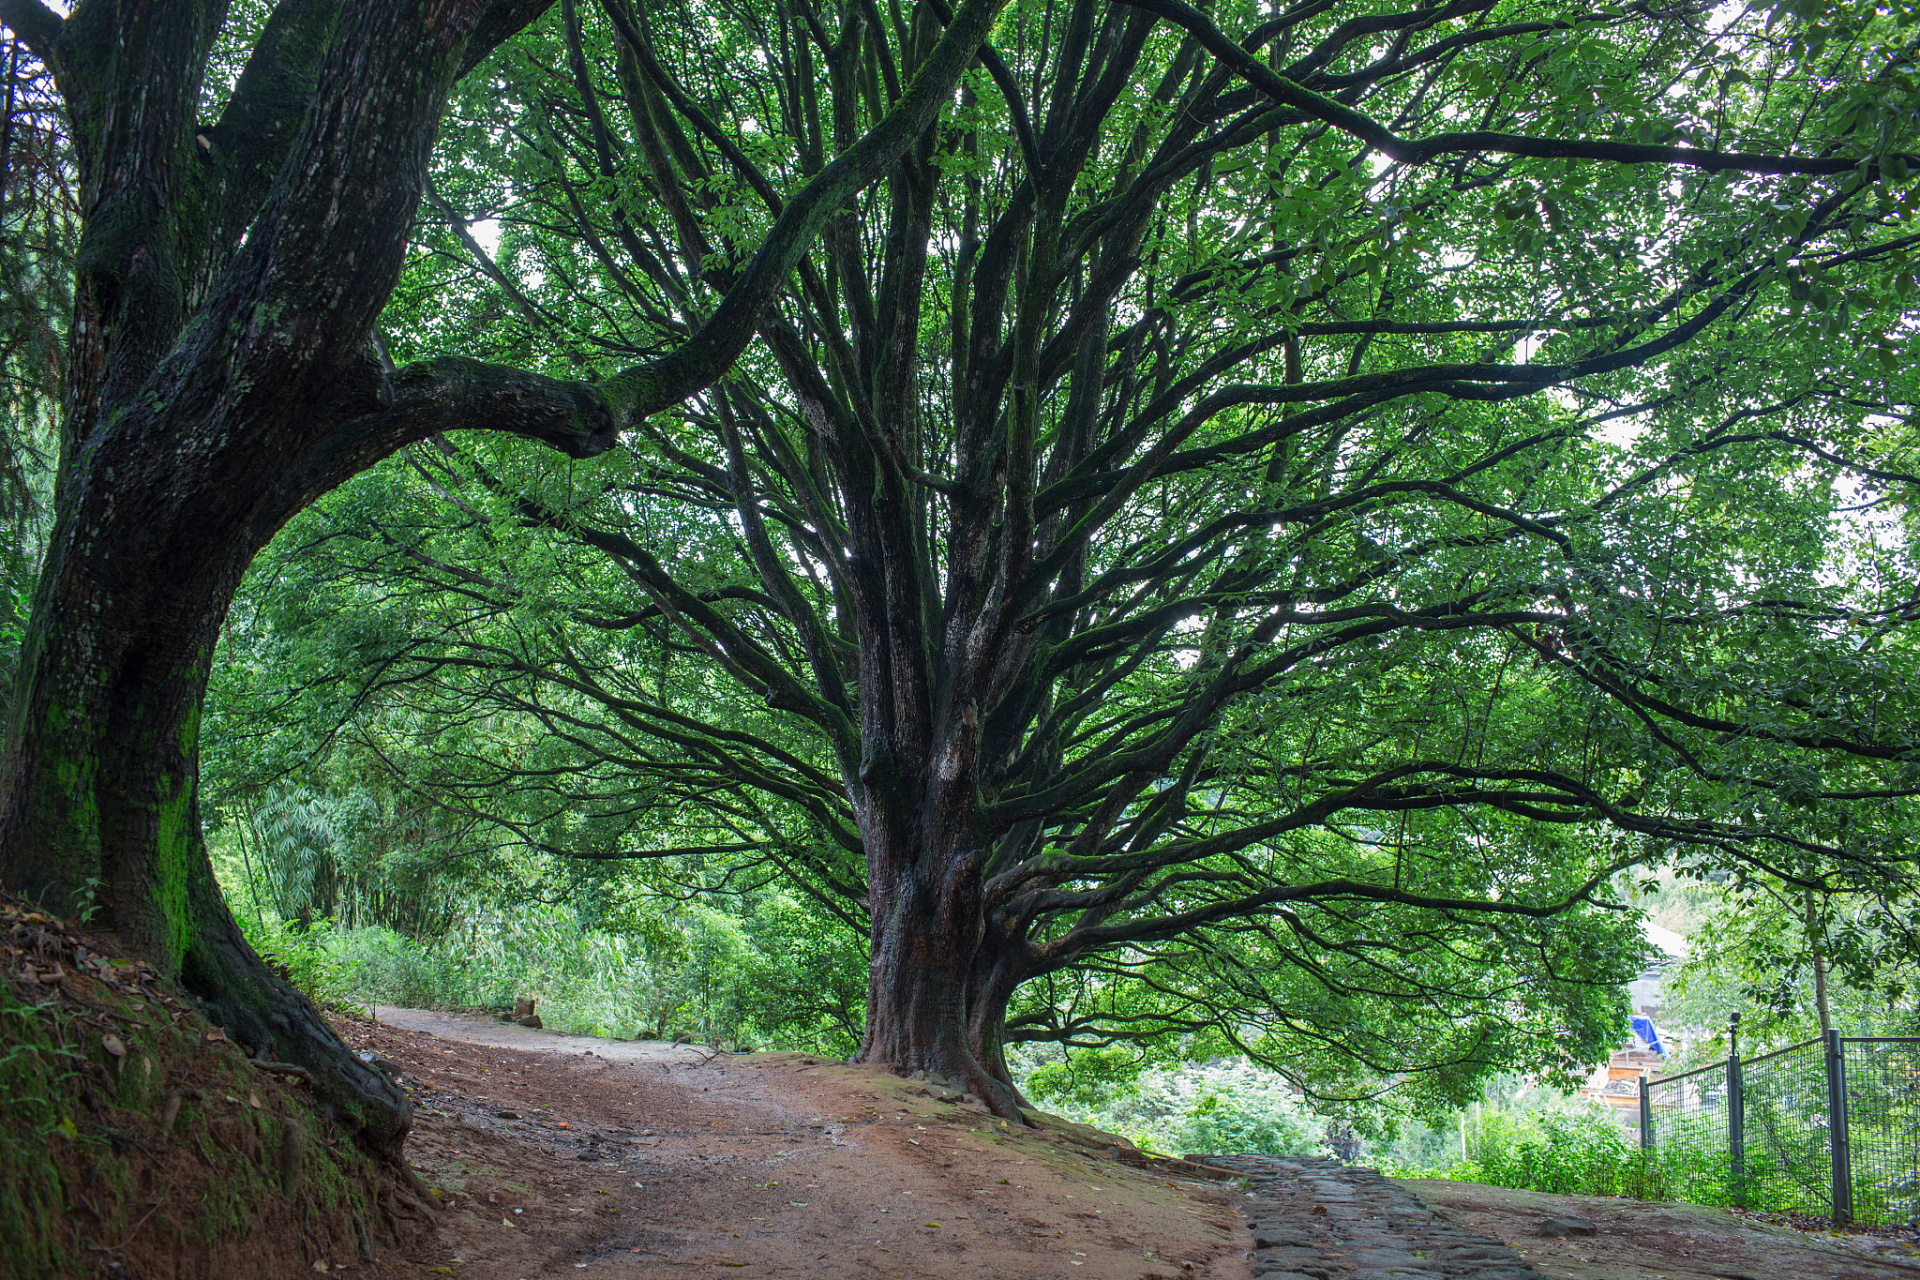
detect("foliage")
(222, 784), (481, 938)
(235, 911), (363, 1012)
(223, 866), (866, 1052)
(1441, 1106), (1697, 1200)
(182, 0), (1920, 1114)
(1382, 1091), (1745, 1206)
(1392, 1093), (1902, 1221)
(324, 926), (477, 1012)
(1023, 1054), (1324, 1157)
(1666, 877), (1920, 1045)
(0, 32), (73, 698)
(3, 0), (1911, 1119)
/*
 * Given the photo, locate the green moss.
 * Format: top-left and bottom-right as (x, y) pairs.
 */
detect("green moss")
(0, 937), (397, 1273)
(153, 700), (202, 967)
(44, 723), (102, 867)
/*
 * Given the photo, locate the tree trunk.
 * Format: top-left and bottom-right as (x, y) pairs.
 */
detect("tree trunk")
(0, 427), (415, 1148)
(855, 838), (1029, 1117)
(966, 923), (1033, 1111)
(0, 358), (618, 1156)
(0, 0), (607, 1158)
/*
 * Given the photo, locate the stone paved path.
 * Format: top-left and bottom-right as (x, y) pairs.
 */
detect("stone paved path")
(1195, 1155), (1548, 1280)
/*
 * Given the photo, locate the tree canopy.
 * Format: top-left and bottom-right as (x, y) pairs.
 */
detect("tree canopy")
(4, 0), (1920, 1135)
(198, 0), (1920, 1115)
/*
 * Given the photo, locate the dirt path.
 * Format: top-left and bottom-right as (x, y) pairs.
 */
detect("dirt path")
(336, 1009), (1920, 1280)
(1404, 1179), (1920, 1280)
(365, 1007), (709, 1064)
(338, 1009), (1252, 1280)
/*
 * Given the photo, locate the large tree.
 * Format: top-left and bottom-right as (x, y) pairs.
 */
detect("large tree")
(0, 0), (1001, 1148)
(217, 0), (1920, 1118)
(8, 0), (1920, 1140)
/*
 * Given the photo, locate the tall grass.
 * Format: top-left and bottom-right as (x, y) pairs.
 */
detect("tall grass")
(234, 899), (857, 1053)
(1385, 1104), (1795, 1210)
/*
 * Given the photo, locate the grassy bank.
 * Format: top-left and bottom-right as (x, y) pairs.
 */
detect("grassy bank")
(0, 896), (426, 1277)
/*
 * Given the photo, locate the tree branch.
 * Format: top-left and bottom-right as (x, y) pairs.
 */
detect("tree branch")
(267, 356), (618, 523)
(593, 0), (1008, 423)
(1120, 0), (1906, 176)
(0, 0), (60, 67)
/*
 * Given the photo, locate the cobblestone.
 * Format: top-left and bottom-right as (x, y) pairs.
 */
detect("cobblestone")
(1191, 1154), (1552, 1280)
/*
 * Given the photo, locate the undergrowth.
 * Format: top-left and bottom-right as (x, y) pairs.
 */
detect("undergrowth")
(0, 979), (79, 1276)
(1020, 1055), (1328, 1158)
(0, 897), (425, 1277)
(1379, 1103), (1852, 1219)
(237, 898), (864, 1054)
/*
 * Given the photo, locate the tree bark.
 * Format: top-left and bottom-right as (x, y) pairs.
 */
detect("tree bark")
(0, 0), (592, 1155)
(965, 919), (1033, 1110)
(855, 831), (1030, 1116)
(0, 354), (614, 1149)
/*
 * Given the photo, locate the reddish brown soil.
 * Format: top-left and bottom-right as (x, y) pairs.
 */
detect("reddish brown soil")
(0, 895), (428, 1280)
(331, 1011), (1253, 1280)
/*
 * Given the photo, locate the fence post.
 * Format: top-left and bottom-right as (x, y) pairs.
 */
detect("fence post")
(1728, 1013), (1745, 1208)
(1640, 1073), (1653, 1152)
(1825, 1028), (1853, 1226)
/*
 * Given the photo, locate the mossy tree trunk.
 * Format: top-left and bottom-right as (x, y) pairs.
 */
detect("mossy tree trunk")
(0, 0), (615, 1153)
(0, 0), (1007, 1150)
(856, 858), (1035, 1115)
(859, 843), (1021, 1111)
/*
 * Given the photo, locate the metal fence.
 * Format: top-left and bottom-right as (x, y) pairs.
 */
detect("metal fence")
(1844, 1037), (1920, 1224)
(1640, 1022), (1920, 1226)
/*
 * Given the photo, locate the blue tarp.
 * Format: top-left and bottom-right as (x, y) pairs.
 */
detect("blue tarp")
(1631, 1015), (1665, 1057)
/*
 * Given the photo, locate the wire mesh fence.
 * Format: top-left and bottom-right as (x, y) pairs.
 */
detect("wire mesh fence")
(1844, 1037), (1920, 1225)
(1643, 1057), (1737, 1205)
(1642, 1029), (1920, 1226)
(1737, 1036), (1831, 1217)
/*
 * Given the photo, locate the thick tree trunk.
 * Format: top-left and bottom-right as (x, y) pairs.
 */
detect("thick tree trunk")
(855, 842), (1029, 1117)
(0, 0), (608, 1158)
(0, 359), (616, 1156)
(0, 443), (414, 1149)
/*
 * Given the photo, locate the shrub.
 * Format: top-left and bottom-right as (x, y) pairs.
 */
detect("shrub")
(1024, 1057), (1324, 1157)
(239, 914), (358, 1009)
(1388, 1102), (1746, 1207)
(331, 927), (472, 1010)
